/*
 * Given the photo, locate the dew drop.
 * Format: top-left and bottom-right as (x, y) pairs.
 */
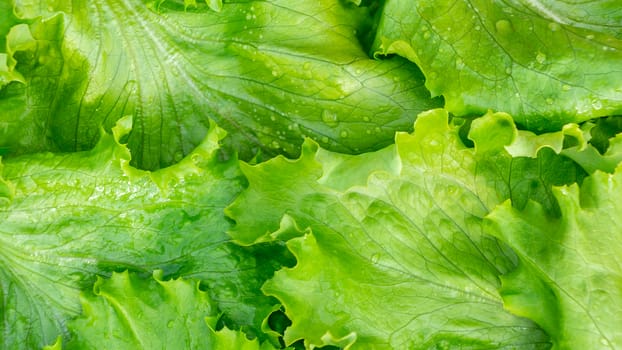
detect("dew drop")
(591, 99), (603, 110)
(495, 19), (513, 34)
(363, 116), (370, 122)
(586, 34), (595, 40)
(505, 66), (512, 75)
(167, 320), (175, 329)
(474, 25), (481, 31)
(546, 98), (554, 105)
(535, 52), (546, 64)
(321, 136), (329, 143)
(340, 130), (349, 138)
(303, 62), (311, 70)
(370, 253), (380, 264)
(271, 140), (280, 148)
(191, 153), (203, 164)
(271, 70), (279, 77)
(455, 58), (464, 68)
(321, 110), (338, 126)
(562, 84), (571, 91)
(548, 22), (561, 31)
(423, 32), (431, 40)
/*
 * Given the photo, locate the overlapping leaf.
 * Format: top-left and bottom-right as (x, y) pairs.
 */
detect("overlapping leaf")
(0, 0), (441, 169)
(228, 109), (587, 348)
(487, 169), (622, 349)
(0, 120), (285, 349)
(48, 271), (277, 350)
(372, 0), (622, 131)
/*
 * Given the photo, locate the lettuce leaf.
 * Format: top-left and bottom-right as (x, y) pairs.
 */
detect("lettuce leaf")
(47, 271), (277, 349)
(2, 0), (622, 348)
(0, 119), (286, 349)
(487, 169), (622, 349)
(227, 109), (589, 348)
(0, 0), (441, 169)
(372, 0), (622, 131)
(228, 109), (584, 245)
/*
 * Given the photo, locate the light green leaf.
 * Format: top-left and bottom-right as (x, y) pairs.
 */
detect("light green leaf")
(561, 117), (622, 173)
(62, 271), (277, 349)
(228, 109), (589, 348)
(1, 0), (440, 169)
(0, 120), (283, 348)
(0, 16), (60, 156)
(0, 2), (24, 90)
(505, 123), (585, 158)
(486, 168), (622, 349)
(66, 271), (218, 349)
(228, 110), (585, 247)
(372, 0), (622, 131)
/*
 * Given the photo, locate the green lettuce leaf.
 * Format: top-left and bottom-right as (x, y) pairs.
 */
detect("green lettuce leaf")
(560, 117), (622, 174)
(0, 15), (58, 156)
(372, 0), (622, 131)
(228, 109), (584, 246)
(0, 1), (22, 92)
(486, 168), (622, 349)
(228, 109), (589, 348)
(57, 270), (276, 349)
(0, 119), (284, 348)
(1, 0), (441, 169)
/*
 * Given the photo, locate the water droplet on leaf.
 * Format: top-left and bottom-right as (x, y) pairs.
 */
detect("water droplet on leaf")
(321, 110), (338, 126)
(371, 253), (380, 264)
(548, 22), (561, 31)
(495, 19), (513, 34)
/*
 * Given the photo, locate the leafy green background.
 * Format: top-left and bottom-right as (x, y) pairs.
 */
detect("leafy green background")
(0, 121), (289, 349)
(1, 0), (622, 349)
(1, 0), (441, 169)
(372, 0), (622, 131)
